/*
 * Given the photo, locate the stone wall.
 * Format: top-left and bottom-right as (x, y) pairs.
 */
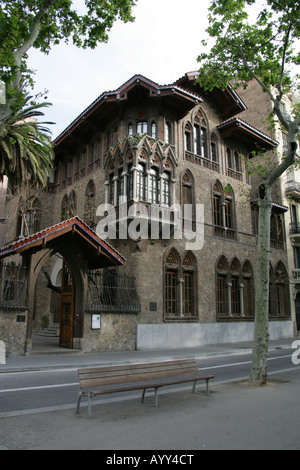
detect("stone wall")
(0, 309), (28, 356)
(137, 321), (294, 350)
(83, 312), (137, 352)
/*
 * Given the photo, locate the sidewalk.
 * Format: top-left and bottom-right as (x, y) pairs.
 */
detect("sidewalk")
(0, 335), (296, 373)
(1, 337), (300, 450)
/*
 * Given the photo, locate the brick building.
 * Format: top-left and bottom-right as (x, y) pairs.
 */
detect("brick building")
(0, 73), (294, 355)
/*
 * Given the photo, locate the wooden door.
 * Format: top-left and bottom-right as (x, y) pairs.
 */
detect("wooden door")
(59, 261), (74, 349)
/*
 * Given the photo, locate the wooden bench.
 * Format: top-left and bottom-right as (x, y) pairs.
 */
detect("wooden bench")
(76, 358), (214, 418)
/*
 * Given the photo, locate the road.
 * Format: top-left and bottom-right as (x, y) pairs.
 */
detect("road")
(0, 347), (297, 417)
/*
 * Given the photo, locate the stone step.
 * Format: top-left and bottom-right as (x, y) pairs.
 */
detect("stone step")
(35, 324), (59, 337)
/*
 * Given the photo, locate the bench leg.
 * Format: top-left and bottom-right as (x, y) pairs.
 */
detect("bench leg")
(76, 393), (82, 414)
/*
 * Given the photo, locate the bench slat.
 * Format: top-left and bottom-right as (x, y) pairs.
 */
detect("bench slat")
(78, 360), (198, 388)
(76, 358), (214, 418)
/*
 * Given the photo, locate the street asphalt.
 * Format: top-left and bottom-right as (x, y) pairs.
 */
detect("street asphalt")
(0, 336), (299, 451)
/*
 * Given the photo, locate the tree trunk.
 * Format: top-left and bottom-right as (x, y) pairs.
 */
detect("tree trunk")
(249, 184), (272, 386)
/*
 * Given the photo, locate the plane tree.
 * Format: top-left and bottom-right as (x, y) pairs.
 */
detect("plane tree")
(197, 0), (300, 385)
(0, 0), (136, 185)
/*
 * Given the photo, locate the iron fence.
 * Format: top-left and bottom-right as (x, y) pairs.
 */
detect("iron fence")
(86, 270), (141, 314)
(0, 263), (28, 311)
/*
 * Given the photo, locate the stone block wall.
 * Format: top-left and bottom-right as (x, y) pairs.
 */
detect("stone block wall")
(0, 309), (28, 356)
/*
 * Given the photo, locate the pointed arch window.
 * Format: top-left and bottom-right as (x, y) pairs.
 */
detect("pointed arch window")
(61, 191), (77, 221)
(161, 172), (171, 206)
(216, 256), (229, 317)
(136, 163), (147, 201)
(216, 256), (254, 319)
(181, 170), (195, 231)
(227, 147), (243, 181)
(164, 248), (197, 320)
(165, 122), (172, 144)
(213, 181), (236, 239)
(185, 123), (192, 152)
(151, 121), (157, 139)
(17, 196), (41, 237)
(84, 180), (96, 228)
(149, 167), (159, 204)
(137, 121), (148, 134)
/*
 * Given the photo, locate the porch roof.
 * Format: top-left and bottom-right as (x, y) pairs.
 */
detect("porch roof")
(0, 216), (125, 269)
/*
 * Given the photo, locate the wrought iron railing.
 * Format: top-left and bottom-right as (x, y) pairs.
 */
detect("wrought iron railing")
(290, 222), (300, 234)
(0, 263), (28, 311)
(86, 271), (141, 314)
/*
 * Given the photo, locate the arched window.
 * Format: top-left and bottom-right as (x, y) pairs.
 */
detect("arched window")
(227, 147), (243, 181)
(127, 164), (134, 200)
(128, 123), (133, 136)
(230, 258), (241, 315)
(210, 134), (219, 171)
(17, 196), (41, 237)
(165, 248), (180, 316)
(69, 190), (77, 216)
(224, 185), (234, 232)
(151, 121), (157, 139)
(182, 251), (196, 316)
(216, 256), (254, 319)
(61, 194), (69, 221)
(164, 248), (197, 319)
(216, 256), (229, 317)
(61, 191), (76, 221)
(181, 170), (195, 230)
(161, 172), (171, 206)
(213, 181), (236, 239)
(213, 181), (223, 233)
(149, 167), (159, 204)
(84, 180), (96, 227)
(194, 124), (201, 155)
(184, 123), (192, 152)
(136, 163), (147, 201)
(200, 125), (207, 158)
(165, 122), (171, 144)
(137, 121), (148, 134)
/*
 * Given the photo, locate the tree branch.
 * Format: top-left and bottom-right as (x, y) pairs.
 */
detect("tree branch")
(278, 20), (293, 97)
(265, 120), (299, 188)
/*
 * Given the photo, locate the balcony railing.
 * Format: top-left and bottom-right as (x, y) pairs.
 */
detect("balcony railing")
(290, 222), (300, 234)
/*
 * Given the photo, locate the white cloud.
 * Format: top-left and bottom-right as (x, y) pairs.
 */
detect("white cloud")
(27, 0), (210, 139)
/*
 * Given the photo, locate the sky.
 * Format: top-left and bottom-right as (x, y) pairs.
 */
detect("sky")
(27, 0), (211, 140)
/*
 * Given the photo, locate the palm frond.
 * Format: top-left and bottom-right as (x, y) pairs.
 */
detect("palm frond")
(0, 93), (54, 188)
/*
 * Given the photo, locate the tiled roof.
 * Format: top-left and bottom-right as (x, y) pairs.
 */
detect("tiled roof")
(0, 216), (125, 267)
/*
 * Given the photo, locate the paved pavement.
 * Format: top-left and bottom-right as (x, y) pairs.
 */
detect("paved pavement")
(0, 336), (300, 450)
(0, 335), (296, 373)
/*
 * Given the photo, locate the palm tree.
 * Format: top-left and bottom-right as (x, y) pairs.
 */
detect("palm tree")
(0, 94), (54, 189)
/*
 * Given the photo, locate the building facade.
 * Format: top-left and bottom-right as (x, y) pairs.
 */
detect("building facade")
(237, 79), (300, 335)
(0, 73), (294, 355)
